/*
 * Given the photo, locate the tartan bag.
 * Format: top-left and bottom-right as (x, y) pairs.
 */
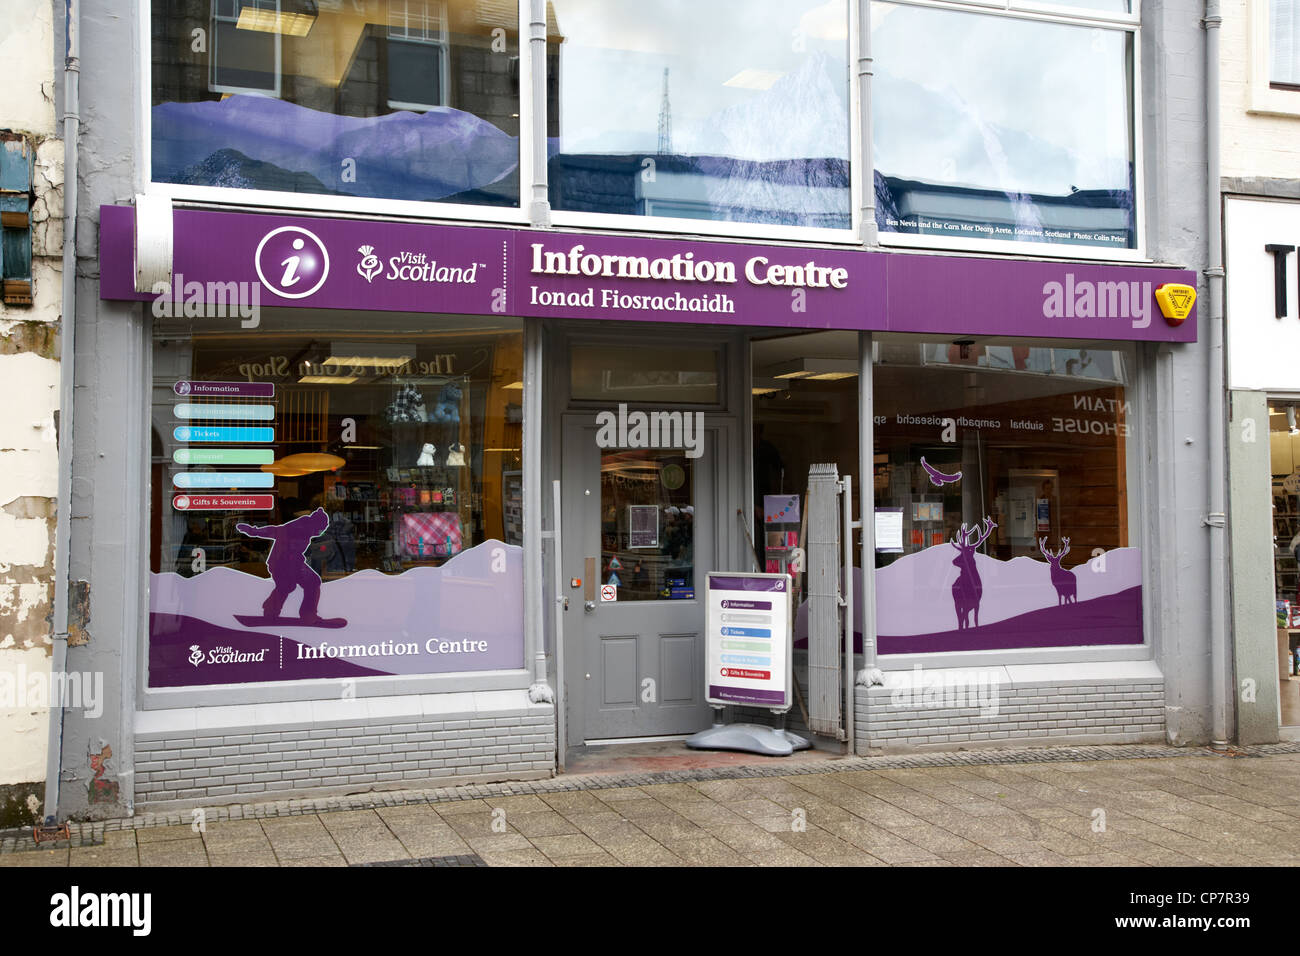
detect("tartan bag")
(400, 512), (463, 558)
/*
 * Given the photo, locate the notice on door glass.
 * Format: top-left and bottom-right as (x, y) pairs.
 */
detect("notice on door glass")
(705, 573), (791, 709)
(875, 507), (904, 552)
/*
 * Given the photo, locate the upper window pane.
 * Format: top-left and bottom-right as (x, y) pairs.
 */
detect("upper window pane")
(873, 4), (1136, 251)
(547, 0), (852, 229)
(1272, 0), (1300, 85)
(570, 345), (720, 404)
(151, 0), (520, 206)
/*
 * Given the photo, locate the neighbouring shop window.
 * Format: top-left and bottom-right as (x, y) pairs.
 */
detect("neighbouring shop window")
(873, 2), (1137, 251)
(600, 449), (695, 601)
(546, 0), (851, 229)
(570, 344), (721, 404)
(148, 309), (525, 687)
(871, 340), (1140, 653)
(1271, 403), (1300, 626)
(150, 0), (520, 206)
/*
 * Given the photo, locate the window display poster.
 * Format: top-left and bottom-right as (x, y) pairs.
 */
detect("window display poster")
(705, 573), (791, 708)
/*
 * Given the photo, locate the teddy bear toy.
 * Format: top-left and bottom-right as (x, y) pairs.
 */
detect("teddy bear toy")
(429, 382), (461, 424)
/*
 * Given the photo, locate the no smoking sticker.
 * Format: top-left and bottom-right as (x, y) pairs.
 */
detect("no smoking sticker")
(600, 584), (617, 602)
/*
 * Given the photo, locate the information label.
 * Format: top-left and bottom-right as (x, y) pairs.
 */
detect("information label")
(705, 573), (791, 708)
(173, 494), (275, 511)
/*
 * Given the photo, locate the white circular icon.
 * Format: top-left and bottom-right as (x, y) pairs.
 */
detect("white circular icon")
(254, 226), (331, 299)
(175, 496), (191, 510)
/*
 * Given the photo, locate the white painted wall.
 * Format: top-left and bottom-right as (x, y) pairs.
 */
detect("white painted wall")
(1221, 0), (1300, 181)
(0, 0), (61, 805)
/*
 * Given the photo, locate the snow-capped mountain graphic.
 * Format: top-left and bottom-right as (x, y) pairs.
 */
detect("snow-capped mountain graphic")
(152, 96), (519, 201)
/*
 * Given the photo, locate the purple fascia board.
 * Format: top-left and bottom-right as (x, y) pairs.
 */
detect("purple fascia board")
(99, 205), (1197, 341)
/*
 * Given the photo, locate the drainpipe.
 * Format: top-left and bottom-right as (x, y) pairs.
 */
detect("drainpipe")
(857, 0), (876, 246)
(527, 0), (550, 228)
(1204, 0), (1229, 748)
(45, 0), (80, 823)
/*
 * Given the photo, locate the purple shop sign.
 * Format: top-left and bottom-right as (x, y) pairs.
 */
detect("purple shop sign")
(99, 205), (1197, 342)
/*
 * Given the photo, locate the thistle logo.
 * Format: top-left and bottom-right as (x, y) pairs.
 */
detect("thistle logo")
(188, 645), (204, 668)
(254, 226), (330, 299)
(357, 245), (382, 283)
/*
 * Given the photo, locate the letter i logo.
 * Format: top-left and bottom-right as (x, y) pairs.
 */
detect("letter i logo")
(255, 226), (331, 299)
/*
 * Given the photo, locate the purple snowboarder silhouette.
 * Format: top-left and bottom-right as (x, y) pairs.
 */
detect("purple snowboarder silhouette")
(237, 508), (336, 623)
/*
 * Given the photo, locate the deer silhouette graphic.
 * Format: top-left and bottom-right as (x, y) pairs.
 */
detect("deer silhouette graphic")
(951, 517), (997, 630)
(1039, 536), (1077, 606)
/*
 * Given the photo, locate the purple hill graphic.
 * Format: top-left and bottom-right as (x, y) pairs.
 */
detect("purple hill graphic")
(149, 540), (524, 688)
(795, 547), (1142, 654)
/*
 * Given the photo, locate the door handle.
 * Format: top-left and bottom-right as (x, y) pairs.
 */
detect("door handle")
(584, 600), (596, 613)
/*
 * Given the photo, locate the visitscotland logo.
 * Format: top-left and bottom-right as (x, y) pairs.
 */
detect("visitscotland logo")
(356, 244), (482, 284)
(357, 245), (382, 283)
(1041, 273), (1151, 329)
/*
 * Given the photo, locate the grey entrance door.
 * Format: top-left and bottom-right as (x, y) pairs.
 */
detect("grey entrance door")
(562, 416), (716, 741)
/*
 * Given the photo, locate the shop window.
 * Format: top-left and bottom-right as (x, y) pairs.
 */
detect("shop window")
(150, 0), (520, 206)
(147, 310), (525, 688)
(873, 2), (1137, 252)
(546, 0), (852, 230)
(569, 344), (720, 404)
(871, 340), (1139, 653)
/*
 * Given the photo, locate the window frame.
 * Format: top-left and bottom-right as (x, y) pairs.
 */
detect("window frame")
(871, 0), (1146, 262)
(139, 0), (1145, 256)
(139, 0), (534, 225)
(545, 0), (864, 244)
(867, 333), (1153, 667)
(1251, 0), (1300, 116)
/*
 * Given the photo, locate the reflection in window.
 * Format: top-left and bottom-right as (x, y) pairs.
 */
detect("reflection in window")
(873, 3), (1136, 250)
(152, 0), (520, 205)
(547, 0), (851, 229)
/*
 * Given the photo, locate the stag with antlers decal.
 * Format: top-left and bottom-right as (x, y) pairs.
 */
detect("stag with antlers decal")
(951, 517), (997, 631)
(1039, 537), (1078, 606)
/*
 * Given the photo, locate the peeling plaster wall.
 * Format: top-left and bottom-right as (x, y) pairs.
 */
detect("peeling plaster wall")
(0, 0), (61, 814)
